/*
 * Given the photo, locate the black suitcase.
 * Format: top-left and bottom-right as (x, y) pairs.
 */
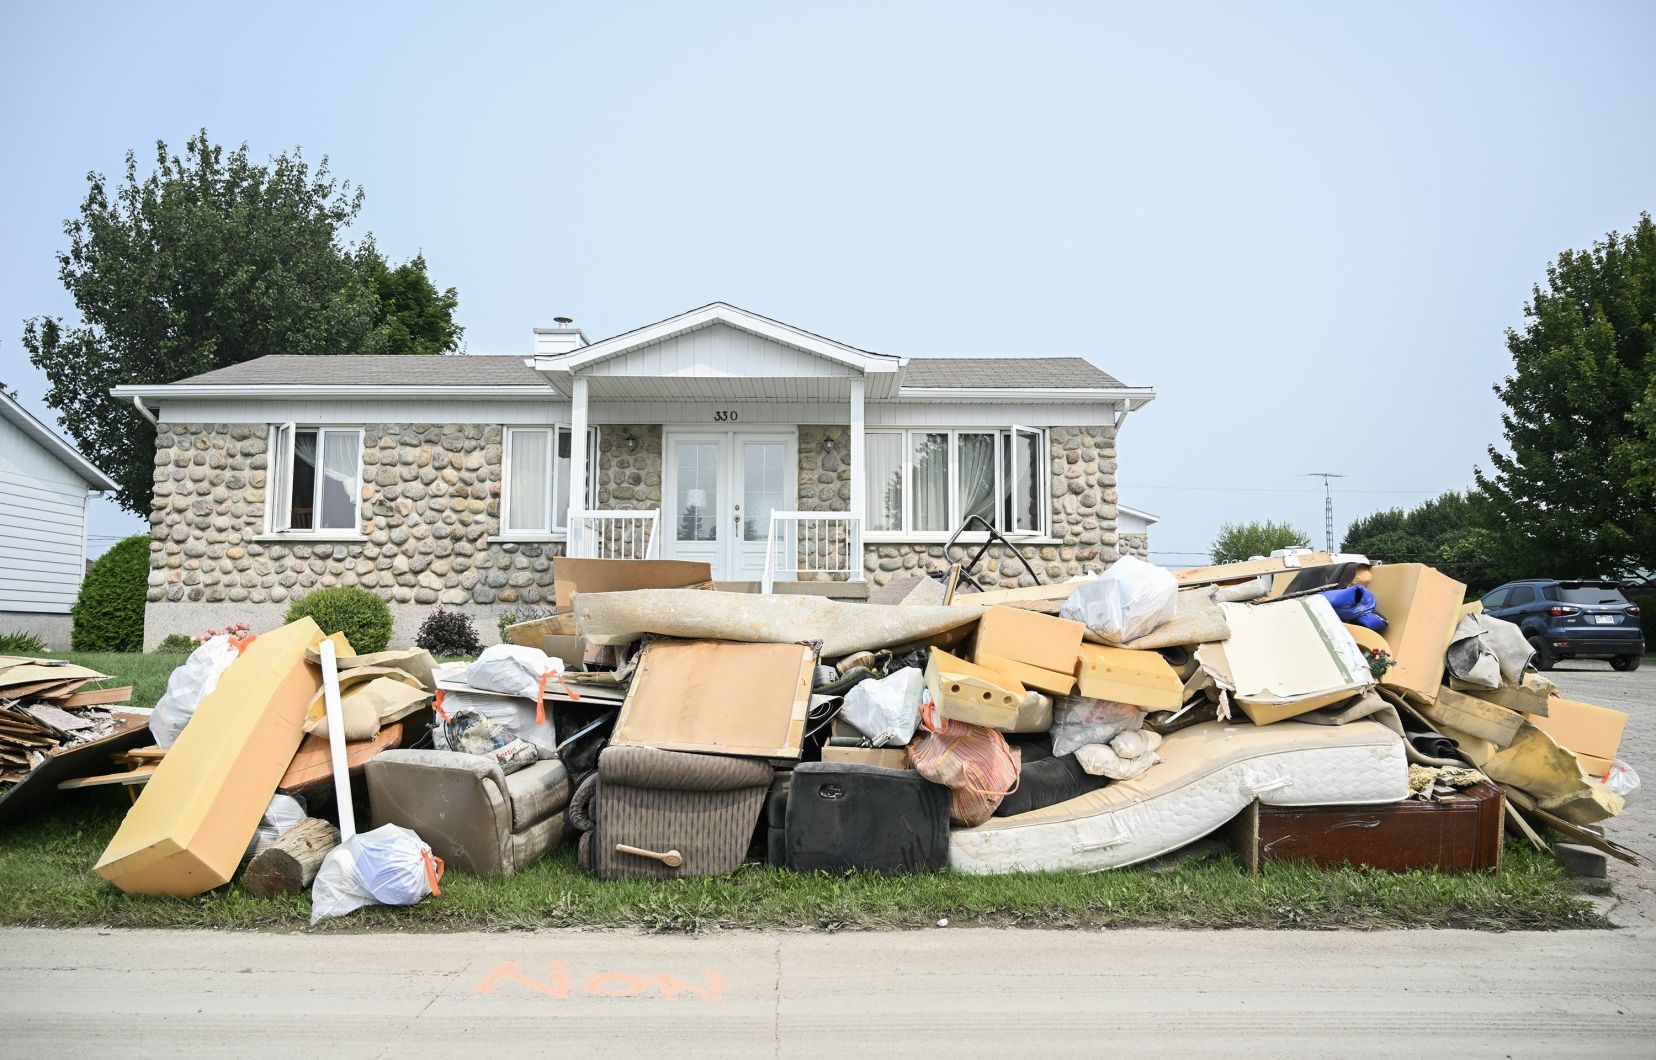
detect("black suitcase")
(784, 762), (950, 875)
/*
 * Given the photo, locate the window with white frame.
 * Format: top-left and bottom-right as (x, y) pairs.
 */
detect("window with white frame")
(267, 425), (363, 534)
(866, 426), (1046, 537)
(502, 426), (599, 534)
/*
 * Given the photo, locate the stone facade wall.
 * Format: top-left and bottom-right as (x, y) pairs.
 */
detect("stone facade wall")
(1119, 532), (1149, 559)
(795, 426), (853, 578)
(145, 422), (565, 646)
(594, 425), (663, 510)
(863, 424), (1120, 589)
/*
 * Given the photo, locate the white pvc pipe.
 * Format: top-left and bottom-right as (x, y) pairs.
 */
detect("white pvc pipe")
(318, 638), (356, 841)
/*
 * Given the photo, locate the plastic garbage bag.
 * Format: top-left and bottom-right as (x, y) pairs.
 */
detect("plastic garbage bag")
(243, 793), (307, 863)
(1059, 555), (1178, 645)
(310, 824), (443, 925)
(1049, 696), (1144, 757)
(1604, 759), (1640, 801)
(432, 707), (541, 774)
(437, 688), (558, 756)
(149, 635), (242, 748)
(841, 666), (925, 747)
(460, 644), (564, 700)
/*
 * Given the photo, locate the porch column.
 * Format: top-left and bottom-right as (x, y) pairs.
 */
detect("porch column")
(848, 377), (866, 520)
(567, 374), (589, 529)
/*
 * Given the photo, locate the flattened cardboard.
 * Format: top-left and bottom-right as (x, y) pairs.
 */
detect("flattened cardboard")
(1198, 598), (1372, 725)
(973, 606), (1085, 676)
(1366, 563), (1467, 703)
(1464, 673), (1553, 717)
(93, 617), (325, 896)
(977, 652), (1076, 695)
(1531, 697), (1626, 771)
(611, 639), (814, 758)
(1174, 552), (1334, 587)
(1410, 685), (1525, 748)
(553, 557), (713, 613)
(821, 745), (911, 769)
(504, 613), (579, 646)
(926, 649), (1025, 729)
(1073, 643), (1180, 709)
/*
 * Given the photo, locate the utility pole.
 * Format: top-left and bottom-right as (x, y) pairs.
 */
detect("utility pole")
(1303, 472), (1345, 552)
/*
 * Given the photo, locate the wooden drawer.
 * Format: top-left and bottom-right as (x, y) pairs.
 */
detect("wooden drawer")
(1229, 781), (1504, 875)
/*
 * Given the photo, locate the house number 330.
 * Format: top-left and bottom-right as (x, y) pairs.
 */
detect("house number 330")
(713, 410), (739, 422)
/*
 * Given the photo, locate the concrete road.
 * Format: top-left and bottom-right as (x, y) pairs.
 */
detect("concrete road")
(1, 924), (1651, 1059)
(1547, 660), (1653, 927)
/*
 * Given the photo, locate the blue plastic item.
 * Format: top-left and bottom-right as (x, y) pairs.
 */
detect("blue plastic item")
(1320, 585), (1388, 632)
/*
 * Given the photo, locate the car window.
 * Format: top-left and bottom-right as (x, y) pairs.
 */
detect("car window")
(1507, 585), (1536, 607)
(1482, 587), (1510, 609)
(1558, 585), (1630, 605)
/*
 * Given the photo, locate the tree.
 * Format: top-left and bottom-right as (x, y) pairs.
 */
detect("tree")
(1475, 214), (1656, 581)
(1209, 520), (1311, 564)
(1342, 490), (1508, 593)
(22, 130), (461, 515)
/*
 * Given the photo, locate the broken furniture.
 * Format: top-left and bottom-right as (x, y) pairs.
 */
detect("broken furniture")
(949, 718), (1409, 874)
(365, 749), (571, 878)
(1364, 563), (1467, 702)
(939, 513), (1045, 593)
(782, 762), (951, 875)
(1195, 595), (1373, 725)
(567, 745), (773, 879)
(1229, 780), (1505, 875)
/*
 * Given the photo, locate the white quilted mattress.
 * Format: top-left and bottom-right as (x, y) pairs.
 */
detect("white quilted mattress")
(949, 719), (1409, 875)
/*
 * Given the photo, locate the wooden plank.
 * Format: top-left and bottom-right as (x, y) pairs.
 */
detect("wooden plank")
(1172, 552), (1336, 586)
(58, 764), (159, 789)
(277, 722), (403, 796)
(55, 686), (135, 708)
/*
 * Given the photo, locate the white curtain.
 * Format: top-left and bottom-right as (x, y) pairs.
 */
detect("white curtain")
(910, 432), (950, 532)
(959, 433), (996, 526)
(508, 430), (552, 532)
(865, 433), (903, 532)
(318, 431), (360, 530)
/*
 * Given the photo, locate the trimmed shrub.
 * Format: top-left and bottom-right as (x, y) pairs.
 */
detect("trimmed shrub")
(415, 609), (483, 657)
(0, 631), (48, 656)
(284, 587), (393, 653)
(498, 605), (554, 642)
(71, 534), (150, 652)
(154, 633), (197, 654)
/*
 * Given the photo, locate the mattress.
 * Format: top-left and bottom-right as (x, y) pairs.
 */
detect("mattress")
(948, 719), (1409, 875)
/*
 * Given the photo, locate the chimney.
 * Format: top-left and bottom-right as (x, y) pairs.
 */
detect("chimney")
(533, 315), (588, 355)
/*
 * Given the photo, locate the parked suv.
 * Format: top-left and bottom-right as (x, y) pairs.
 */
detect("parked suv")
(1480, 579), (1645, 671)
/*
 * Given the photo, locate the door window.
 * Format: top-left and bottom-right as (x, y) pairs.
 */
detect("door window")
(742, 441), (787, 542)
(675, 442), (719, 542)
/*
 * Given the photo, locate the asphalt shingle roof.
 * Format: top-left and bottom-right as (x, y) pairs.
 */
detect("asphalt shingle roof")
(176, 354), (546, 386)
(902, 356), (1124, 389)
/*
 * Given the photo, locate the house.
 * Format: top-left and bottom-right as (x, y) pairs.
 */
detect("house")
(112, 303), (1156, 647)
(0, 390), (118, 648)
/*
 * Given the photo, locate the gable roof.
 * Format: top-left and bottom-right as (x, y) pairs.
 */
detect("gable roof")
(0, 391), (118, 490)
(175, 354), (546, 387)
(903, 357), (1123, 389)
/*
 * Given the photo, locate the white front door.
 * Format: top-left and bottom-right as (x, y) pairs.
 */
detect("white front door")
(663, 430), (797, 580)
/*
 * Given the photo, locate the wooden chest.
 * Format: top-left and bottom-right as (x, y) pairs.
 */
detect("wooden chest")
(1229, 781), (1505, 875)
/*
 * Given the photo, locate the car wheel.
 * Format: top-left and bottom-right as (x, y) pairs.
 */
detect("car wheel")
(1528, 636), (1554, 671)
(1611, 654), (1642, 672)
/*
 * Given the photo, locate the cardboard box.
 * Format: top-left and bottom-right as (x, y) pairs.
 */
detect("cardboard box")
(820, 745), (910, 769)
(973, 606), (1085, 676)
(93, 617), (326, 896)
(553, 557), (713, 613)
(1197, 597), (1372, 726)
(1365, 563), (1467, 703)
(1073, 643), (1180, 709)
(926, 648), (1025, 729)
(976, 651), (1076, 695)
(1531, 697), (1626, 776)
(612, 639), (814, 759)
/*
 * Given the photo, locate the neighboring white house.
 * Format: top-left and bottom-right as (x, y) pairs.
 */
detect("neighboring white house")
(1116, 504), (1159, 558)
(113, 303), (1157, 646)
(0, 391), (117, 648)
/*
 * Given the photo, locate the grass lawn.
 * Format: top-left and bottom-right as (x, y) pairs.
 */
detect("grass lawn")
(0, 652), (1605, 933)
(48, 650), (187, 710)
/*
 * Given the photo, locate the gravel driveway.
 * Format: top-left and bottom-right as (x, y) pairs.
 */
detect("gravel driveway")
(1546, 659), (1654, 926)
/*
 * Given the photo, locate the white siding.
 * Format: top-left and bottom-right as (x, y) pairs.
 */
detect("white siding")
(583, 323), (858, 379)
(0, 417), (90, 615)
(158, 398), (571, 425)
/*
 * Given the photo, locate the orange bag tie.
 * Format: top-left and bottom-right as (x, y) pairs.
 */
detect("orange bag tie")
(230, 632), (258, 655)
(421, 849), (445, 897)
(431, 689), (449, 722)
(535, 669), (580, 725)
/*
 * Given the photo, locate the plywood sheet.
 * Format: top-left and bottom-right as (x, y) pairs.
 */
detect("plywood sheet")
(611, 640), (814, 758)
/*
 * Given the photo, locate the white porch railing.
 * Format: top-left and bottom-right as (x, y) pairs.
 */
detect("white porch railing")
(567, 509), (660, 560)
(761, 511), (864, 594)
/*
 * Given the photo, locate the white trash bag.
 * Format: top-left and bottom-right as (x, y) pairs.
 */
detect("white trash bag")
(149, 635), (242, 748)
(1059, 555), (1178, 645)
(243, 793), (307, 863)
(841, 667), (926, 747)
(310, 824), (443, 925)
(1604, 759), (1640, 801)
(460, 644), (567, 702)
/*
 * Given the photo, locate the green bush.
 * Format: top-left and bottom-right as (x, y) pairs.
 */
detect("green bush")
(0, 631), (48, 656)
(284, 586), (392, 653)
(71, 534), (150, 652)
(154, 633), (197, 654)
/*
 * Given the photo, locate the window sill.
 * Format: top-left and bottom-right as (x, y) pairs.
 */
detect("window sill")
(490, 533), (570, 544)
(864, 533), (1062, 546)
(252, 534), (370, 545)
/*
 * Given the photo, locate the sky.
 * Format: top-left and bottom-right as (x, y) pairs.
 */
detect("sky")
(2, 1), (1652, 561)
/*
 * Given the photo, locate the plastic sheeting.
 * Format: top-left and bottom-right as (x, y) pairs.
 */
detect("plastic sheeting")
(574, 589), (982, 658)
